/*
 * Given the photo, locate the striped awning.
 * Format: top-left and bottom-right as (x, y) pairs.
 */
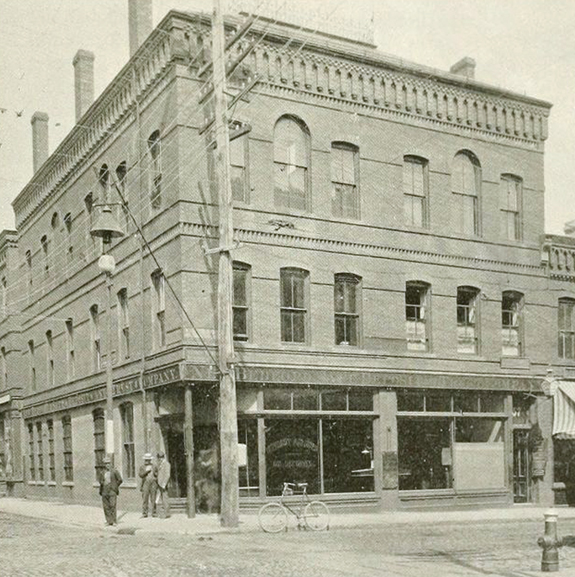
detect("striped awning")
(553, 381), (575, 439)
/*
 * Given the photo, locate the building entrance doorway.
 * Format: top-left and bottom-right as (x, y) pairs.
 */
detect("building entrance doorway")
(165, 428), (187, 499)
(513, 429), (531, 503)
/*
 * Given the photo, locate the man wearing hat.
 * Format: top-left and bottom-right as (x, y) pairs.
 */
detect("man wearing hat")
(98, 457), (123, 526)
(138, 453), (156, 518)
(155, 451), (171, 519)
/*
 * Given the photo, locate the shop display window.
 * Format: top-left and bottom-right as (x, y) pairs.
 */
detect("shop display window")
(398, 418), (452, 490)
(322, 419), (374, 493)
(238, 420), (259, 497)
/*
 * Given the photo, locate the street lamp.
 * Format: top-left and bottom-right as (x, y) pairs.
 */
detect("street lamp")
(90, 204), (124, 466)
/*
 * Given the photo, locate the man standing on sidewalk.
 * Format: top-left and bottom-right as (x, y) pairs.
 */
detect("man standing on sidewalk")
(139, 453), (156, 518)
(98, 457), (123, 526)
(155, 451), (171, 519)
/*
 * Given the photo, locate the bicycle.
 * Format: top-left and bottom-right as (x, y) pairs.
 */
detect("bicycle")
(258, 482), (330, 533)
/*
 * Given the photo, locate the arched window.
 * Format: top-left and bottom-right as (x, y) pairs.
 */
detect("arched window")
(406, 281), (430, 351)
(331, 143), (359, 219)
(403, 156), (428, 227)
(90, 304), (101, 371)
(501, 174), (522, 241)
(558, 298), (575, 359)
(452, 152), (480, 235)
(502, 291), (523, 356)
(334, 273), (361, 346)
(148, 130), (162, 210)
(457, 286), (480, 353)
(25, 250), (32, 290)
(280, 267), (309, 343)
(50, 212), (59, 230)
(273, 116), (310, 211)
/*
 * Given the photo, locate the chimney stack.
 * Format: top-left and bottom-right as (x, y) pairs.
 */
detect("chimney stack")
(129, 0), (153, 57)
(31, 111), (49, 174)
(73, 49), (95, 122)
(450, 57), (476, 80)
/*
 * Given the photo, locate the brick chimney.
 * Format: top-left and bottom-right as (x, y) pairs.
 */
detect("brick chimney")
(450, 57), (476, 80)
(73, 49), (95, 122)
(129, 0), (153, 57)
(31, 111), (49, 173)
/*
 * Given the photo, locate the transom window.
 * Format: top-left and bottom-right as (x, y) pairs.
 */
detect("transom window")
(334, 274), (360, 346)
(331, 143), (359, 219)
(403, 156), (428, 227)
(280, 268), (308, 343)
(273, 116), (310, 211)
(457, 286), (480, 354)
(452, 152), (480, 235)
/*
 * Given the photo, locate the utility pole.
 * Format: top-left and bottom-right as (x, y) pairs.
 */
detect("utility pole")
(212, 0), (239, 528)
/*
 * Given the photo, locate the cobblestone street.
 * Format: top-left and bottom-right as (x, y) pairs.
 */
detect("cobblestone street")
(3, 510), (575, 576)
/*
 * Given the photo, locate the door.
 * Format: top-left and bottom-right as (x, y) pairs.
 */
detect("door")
(513, 429), (530, 503)
(165, 429), (187, 499)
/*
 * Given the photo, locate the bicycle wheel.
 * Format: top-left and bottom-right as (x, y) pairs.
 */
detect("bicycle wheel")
(258, 502), (288, 533)
(304, 501), (330, 531)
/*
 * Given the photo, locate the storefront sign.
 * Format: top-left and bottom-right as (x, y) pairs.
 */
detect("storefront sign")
(143, 365), (181, 389)
(23, 387), (105, 419)
(114, 376), (140, 397)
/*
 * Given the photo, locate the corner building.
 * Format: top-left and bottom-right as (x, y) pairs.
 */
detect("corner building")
(0, 9), (563, 512)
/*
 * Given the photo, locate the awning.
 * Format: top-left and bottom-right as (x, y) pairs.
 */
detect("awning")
(553, 381), (575, 439)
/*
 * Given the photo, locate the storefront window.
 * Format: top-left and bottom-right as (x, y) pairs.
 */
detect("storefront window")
(398, 418), (452, 490)
(322, 419), (374, 493)
(265, 419), (319, 496)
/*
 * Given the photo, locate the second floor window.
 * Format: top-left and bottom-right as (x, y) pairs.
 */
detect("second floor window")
(90, 305), (101, 371)
(558, 298), (575, 360)
(403, 156), (428, 227)
(28, 340), (36, 390)
(41, 235), (49, 275)
(233, 263), (250, 341)
(502, 291), (523, 357)
(274, 116), (310, 211)
(501, 175), (522, 241)
(117, 288), (130, 359)
(334, 274), (360, 346)
(457, 286), (480, 354)
(0, 347), (6, 389)
(406, 282), (429, 351)
(152, 271), (166, 348)
(65, 318), (75, 380)
(46, 330), (54, 387)
(452, 152), (480, 236)
(280, 268), (308, 343)
(331, 143), (359, 219)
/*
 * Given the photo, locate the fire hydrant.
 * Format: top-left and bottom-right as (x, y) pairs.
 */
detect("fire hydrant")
(537, 509), (563, 572)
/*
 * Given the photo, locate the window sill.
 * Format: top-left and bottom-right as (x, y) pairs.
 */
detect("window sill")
(47, 481), (57, 487)
(28, 481), (45, 486)
(62, 481), (75, 487)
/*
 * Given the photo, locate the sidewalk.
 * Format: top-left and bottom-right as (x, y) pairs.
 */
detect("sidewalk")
(2, 497), (575, 536)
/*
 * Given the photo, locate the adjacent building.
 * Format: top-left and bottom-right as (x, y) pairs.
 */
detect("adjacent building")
(1, 5), (573, 513)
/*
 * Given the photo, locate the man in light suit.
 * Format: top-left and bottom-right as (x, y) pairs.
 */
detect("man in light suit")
(155, 451), (171, 519)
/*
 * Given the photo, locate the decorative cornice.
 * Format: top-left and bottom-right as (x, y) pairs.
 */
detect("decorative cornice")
(12, 15), (182, 229)
(182, 221), (545, 275)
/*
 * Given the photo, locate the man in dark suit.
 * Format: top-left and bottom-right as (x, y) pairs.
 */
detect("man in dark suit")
(99, 456), (123, 526)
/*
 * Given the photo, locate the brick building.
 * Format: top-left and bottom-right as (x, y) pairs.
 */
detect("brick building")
(0, 5), (572, 513)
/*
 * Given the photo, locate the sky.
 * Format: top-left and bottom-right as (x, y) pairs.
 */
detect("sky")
(0, 0), (574, 234)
